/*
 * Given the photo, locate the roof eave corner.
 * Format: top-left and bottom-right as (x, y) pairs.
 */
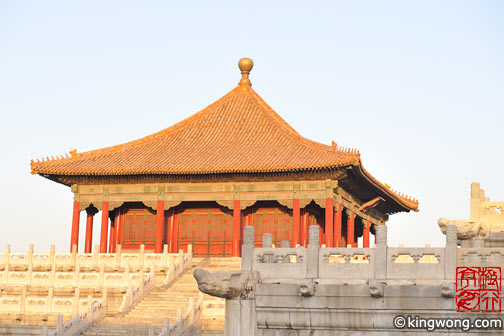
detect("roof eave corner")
(351, 164), (419, 213)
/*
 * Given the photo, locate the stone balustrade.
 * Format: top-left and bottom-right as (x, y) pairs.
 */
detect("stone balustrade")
(0, 244), (184, 272)
(247, 225), (457, 282)
(42, 297), (107, 336)
(0, 244), (193, 335)
(252, 248), (307, 279)
(119, 267), (156, 314)
(197, 224), (469, 336)
(458, 247), (504, 267)
(319, 248), (375, 279)
(119, 248), (192, 315)
(1, 265), (148, 289)
(0, 287), (105, 317)
(156, 293), (204, 336)
(0, 244), (191, 289)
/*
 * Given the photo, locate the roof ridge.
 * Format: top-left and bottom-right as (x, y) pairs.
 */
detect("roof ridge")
(34, 86), (242, 165)
(244, 86), (360, 159)
(34, 84), (360, 168)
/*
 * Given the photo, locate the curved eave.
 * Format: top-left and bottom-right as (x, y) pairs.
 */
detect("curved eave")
(33, 163), (356, 187)
(351, 163), (419, 213)
(30, 158), (360, 178)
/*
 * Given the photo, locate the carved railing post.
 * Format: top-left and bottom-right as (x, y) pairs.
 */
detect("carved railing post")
(374, 225), (387, 280)
(262, 233), (272, 248)
(48, 287), (54, 313)
(139, 244), (145, 269)
(71, 244), (77, 266)
(20, 286), (27, 313)
(444, 224), (457, 280)
(49, 244), (55, 267)
(162, 244), (168, 269)
(307, 225), (320, 278)
(93, 245), (99, 268)
(99, 264), (105, 289)
(74, 264), (80, 287)
(56, 314), (63, 335)
(116, 244), (122, 268)
(27, 244), (33, 268)
(41, 323), (48, 336)
(242, 226), (254, 272)
(162, 317), (169, 334)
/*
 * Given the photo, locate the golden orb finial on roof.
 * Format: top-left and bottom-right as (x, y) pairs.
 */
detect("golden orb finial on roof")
(238, 58), (254, 86)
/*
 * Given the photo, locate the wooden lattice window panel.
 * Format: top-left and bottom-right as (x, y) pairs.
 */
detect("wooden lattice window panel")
(210, 213), (225, 241)
(178, 213), (193, 241)
(194, 213), (209, 242)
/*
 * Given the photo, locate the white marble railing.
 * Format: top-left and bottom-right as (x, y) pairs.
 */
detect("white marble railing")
(319, 248), (375, 279)
(252, 247), (307, 279)
(0, 244), (183, 272)
(246, 225), (457, 281)
(42, 297), (107, 336)
(163, 246), (192, 287)
(0, 287), (104, 316)
(119, 267), (156, 314)
(387, 247), (445, 280)
(458, 247), (504, 266)
(1, 265), (149, 288)
(0, 245), (192, 288)
(156, 293), (204, 336)
(119, 247), (192, 314)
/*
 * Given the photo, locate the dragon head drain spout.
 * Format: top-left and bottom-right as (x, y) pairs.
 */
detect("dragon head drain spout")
(438, 218), (489, 240)
(193, 269), (256, 299)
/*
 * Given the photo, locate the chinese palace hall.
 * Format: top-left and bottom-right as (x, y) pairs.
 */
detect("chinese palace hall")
(30, 58), (419, 257)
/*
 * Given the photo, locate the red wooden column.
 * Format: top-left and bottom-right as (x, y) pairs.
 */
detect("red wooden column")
(353, 219), (359, 248)
(115, 209), (121, 248)
(108, 213), (116, 253)
(301, 211), (309, 247)
(70, 201), (80, 252)
(100, 201), (109, 253)
(363, 219), (370, 248)
(171, 211), (179, 253)
(155, 200), (165, 253)
(346, 210), (355, 248)
(84, 208), (95, 253)
(292, 199), (300, 247)
(117, 210), (124, 246)
(166, 209), (173, 253)
(334, 203), (342, 247)
(232, 200), (241, 257)
(325, 198), (334, 247)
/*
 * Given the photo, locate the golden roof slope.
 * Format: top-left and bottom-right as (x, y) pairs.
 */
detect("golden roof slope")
(31, 58), (418, 212)
(31, 85), (360, 175)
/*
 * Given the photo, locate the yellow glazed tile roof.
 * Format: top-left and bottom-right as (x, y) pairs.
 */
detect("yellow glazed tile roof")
(30, 58), (419, 212)
(31, 85), (361, 175)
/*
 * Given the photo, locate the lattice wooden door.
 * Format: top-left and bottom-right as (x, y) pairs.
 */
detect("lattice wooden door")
(251, 208), (292, 247)
(177, 208), (232, 257)
(122, 209), (156, 249)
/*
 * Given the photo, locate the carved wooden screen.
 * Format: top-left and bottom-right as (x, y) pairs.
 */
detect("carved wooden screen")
(177, 207), (233, 257)
(123, 208), (156, 249)
(251, 207), (293, 247)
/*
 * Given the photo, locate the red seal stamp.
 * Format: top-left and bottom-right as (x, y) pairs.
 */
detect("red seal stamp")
(456, 266), (501, 313)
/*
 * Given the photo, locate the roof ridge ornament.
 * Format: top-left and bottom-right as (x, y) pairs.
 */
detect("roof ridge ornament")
(238, 58), (254, 87)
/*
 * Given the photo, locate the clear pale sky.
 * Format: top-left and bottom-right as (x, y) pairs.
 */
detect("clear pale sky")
(1, 1), (503, 252)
